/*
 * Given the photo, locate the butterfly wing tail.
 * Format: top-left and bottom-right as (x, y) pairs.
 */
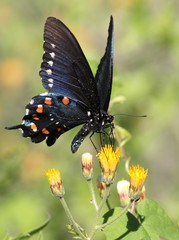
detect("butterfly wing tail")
(5, 124), (48, 144)
(5, 124), (23, 131)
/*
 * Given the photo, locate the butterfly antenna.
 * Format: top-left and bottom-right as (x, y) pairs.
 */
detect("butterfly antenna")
(114, 113), (147, 118)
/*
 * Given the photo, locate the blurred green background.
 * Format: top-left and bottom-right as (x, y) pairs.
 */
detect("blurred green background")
(1, 0), (179, 239)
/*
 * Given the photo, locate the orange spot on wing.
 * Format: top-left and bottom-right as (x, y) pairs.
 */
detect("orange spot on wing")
(44, 97), (52, 105)
(42, 128), (50, 135)
(30, 123), (37, 132)
(56, 128), (65, 133)
(62, 97), (70, 105)
(33, 117), (39, 120)
(36, 105), (43, 113)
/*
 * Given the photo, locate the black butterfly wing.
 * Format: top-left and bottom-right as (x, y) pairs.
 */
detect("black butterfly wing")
(6, 17), (114, 152)
(95, 16), (114, 112)
(6, 93), (89, 146)
(71, 17), (114, 152)
(40, 17), (100, 111)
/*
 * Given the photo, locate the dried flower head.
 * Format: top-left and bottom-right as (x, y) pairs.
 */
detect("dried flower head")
(97, 175), (107, 197)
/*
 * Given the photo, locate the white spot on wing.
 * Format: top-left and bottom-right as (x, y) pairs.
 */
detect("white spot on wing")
(50, 52), (55, 58)
(47, 60), (53, 66)
(51, 43), (55, 48)
(37, 104), (43, 108)
(50, 118), (54, 121)
(87, 111), (91, 117)
(19, 128), (24, 134)
(48, 83), (53, 88)
(30, 99), (34, 105)
(45, 97), (51, 101)
(25, 109), (29, 115)
(48, 78), (54, 83)
(46, 69), (52, 75)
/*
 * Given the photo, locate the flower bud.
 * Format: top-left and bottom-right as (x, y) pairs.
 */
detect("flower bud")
(97, 175), (107, 197)
(117, 180), (130, 207)
(46, 168), (65, 198)
(81, 153), (93, 180)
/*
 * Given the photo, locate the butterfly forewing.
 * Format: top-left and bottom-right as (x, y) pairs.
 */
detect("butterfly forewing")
(40, 17), (100, 110)
(95, 16), (114, 112)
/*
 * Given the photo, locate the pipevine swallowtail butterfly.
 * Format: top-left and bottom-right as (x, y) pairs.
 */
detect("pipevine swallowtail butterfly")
(6, 16), (114, 153)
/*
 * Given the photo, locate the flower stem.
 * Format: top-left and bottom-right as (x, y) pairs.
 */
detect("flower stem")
(106, 198), (111, 210)
(97, 200), (132, 230)
(87, 180), (99, 211)
(89, 185), (111, 240)
(114, 124), (129, 161)
(59, 197), (88, 240)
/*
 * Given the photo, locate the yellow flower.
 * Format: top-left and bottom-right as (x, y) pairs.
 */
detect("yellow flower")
(97, 145), (122, 184)
(46, 168), (65, 198)
(81, 153), (93, 180)
(128, 165), (148, 201)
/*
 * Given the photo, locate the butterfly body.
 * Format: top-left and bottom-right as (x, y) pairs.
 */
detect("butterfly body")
(6, 16), (114, 153)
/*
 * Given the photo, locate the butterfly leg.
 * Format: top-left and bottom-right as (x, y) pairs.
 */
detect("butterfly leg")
(89, 132), (99, 153)
(71, 123), (91, 153)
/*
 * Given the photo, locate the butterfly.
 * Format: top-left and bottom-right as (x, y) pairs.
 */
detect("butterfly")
(6, 16), (114, 153)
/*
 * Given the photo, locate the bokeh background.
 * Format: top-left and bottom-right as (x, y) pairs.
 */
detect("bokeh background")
(1, 0), (179, 239)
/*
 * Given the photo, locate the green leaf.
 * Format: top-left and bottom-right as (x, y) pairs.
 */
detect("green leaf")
(137, 199), (179, 240)
(103, 206), (146, 240)
(103, 199), (179, 240)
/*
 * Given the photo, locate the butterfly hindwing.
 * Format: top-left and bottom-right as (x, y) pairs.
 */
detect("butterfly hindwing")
(7, 93), (89, 146)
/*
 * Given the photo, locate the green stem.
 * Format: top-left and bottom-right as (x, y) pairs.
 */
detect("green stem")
(87, 180), (99, 211)
(96, 200), (133, 230)
(89, 185), (111, 240)
(106, 198), (111, 210)
(114, 124), (129, 161)
(98, 185), (111, 212)
(60, 197), (88, 240)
